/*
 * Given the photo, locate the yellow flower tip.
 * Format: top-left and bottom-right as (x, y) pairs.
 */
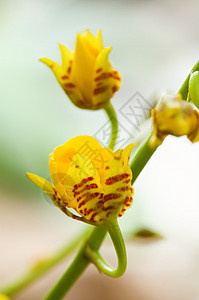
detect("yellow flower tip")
(0, 294), (10, 300)
(97, 29), (103, 48)
(150, 93), (199, 146)
(26, 172), (46, 190)
(39, 57), (56, 69)
(40, 30), (121, 110)
(26, 172), (58, 203)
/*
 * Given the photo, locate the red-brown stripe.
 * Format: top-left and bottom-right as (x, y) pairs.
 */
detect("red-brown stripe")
(124, 179), (131, 184)
(94, 72), (112, 82)
(90, 212), (97, 221)
(112, 85), (118, 93)
(61, 75), (69, 80)
(78, 192), (100, 208)
(104, 193), (121, 202)
(96, 67), (102, 73)
(117, 186), (130, 192)
(73, 177), (94, 191)
(105, 173), (130, 185)
(93, 86), (108, 95)
(64, 83), (75, 88)
(73, 183), (98, 196)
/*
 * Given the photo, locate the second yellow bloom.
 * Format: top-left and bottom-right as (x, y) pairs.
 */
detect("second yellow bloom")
(40, 30), (121, 110)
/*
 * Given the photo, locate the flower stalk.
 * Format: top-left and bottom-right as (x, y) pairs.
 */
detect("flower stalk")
(104, 102), (118, 150)
(85, 219), (127, 278)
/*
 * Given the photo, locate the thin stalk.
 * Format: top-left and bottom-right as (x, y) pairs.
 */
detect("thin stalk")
(104, 102), (118, 150)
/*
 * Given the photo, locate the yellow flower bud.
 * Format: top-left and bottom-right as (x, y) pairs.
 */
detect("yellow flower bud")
(40, 30), (121, 110)
(150, 93), (199, 148)
(27, 136), (135, 224)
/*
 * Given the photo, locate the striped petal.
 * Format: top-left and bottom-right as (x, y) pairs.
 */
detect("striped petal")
(66, 153), (105, 222)
(92, 47), (121, 108)
(101, 144), (135, 219)
(40, 55), (85, 108)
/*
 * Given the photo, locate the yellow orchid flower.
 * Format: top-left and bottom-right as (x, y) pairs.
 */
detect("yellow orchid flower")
(40, 30), (121, 110)
(27, 136), (135, 225)
(0, 294), (10, 300)
(150, 93), (199, 148)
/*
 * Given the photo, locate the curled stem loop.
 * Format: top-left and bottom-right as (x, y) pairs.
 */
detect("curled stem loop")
(84, 219), (127, 278)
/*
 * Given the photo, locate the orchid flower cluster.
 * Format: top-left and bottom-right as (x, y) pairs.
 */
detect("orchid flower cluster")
(1, 30), (199, 300)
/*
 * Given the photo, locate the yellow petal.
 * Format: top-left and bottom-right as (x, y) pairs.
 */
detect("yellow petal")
(81, 30), (102, 56)
(122, 143), (136, 165)
(102, 144), (135, 219)
(72, 33), (95, 103)
(40, 56), (84, 108)
(26, 172), (57, 203)
(97, 30), (103, 50)
(49, 160), (73, 206)
(40, 57), (63, 82)
(26, 173), (82, 221)
(49, 136), (103, 206)
(91, 47), (121, 108)
(66, 153), (105, 222)
(110, 68), (122, 95)
(58, 44), (73, 69)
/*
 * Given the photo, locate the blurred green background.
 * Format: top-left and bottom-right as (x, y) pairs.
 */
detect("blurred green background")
(1, 0), (199, 299)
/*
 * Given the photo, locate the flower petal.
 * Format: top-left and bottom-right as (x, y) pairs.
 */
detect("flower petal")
(97, 30), (103, 50)
(101, 144), (135, 219)
(81, 30), (103, 56)
(92, 47), (121, 108)
(49, 136), (104, 207)
(72, 33), (96, 103)
(66, 153), (105, 222)
(40, 56), (85, 108)
(58, 44), (73, 69)
(40, 57), (63, 82)
(26, 172), (62, 205)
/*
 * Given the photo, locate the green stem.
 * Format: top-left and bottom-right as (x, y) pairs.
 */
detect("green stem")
(0, 228), (91, 297)
(85, 220), (126, 278)
(104, 102), (118, 150)
(178, 60), (199, 99)
(130, 136), (158, 185)
(43, 226), (107, 300)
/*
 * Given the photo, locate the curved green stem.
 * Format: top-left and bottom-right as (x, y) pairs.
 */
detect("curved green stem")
(85, 220), (126, 278)
(43, 226), (107, 300)
(178, 60), (199, 100)
(104, 102), (118, 150)
(0, 229), (91, 297)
